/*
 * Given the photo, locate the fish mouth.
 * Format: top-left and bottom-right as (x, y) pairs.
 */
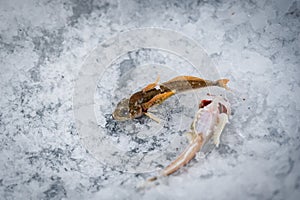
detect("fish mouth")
(112, 98), (131, 121)
(112, 111), (130, 121)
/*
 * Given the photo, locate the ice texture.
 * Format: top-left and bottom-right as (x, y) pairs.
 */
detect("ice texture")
(0, 0), (299, 200)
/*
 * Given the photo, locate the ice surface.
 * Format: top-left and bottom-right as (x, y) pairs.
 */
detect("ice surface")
(0, 0), (299, 199)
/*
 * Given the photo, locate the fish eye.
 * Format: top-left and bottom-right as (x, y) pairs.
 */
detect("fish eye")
(120, 108), (129, 116)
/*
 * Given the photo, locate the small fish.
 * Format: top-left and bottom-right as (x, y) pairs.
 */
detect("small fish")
(113, 76), (230, 121)
(148, 95), (231, 181)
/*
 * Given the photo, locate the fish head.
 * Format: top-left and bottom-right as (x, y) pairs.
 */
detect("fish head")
(199, 95), (231, 115)
(112, 98), (144, 121)
(112, 98), (131, 121)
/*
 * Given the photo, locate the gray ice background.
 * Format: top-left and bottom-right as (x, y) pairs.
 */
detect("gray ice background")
(0, 0), (300, 199)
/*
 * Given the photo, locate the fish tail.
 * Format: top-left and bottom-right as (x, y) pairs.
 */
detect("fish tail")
(147, 176), (158, 182)
(160, 135), (204, 177)
(146, 135), (203, 183)
(216, 79), (230, 90)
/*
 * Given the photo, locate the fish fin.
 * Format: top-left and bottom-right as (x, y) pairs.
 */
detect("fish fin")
(165, 76), (205, 83)
(147, 176), (159, 182)
(143, 90), (176, 110)
(142, 76), (160, 92)
(147, 171), (166, 182)
(213, 113), (228, 147)
(163, 76), (186, 83)
(217, 79), (230, 90)
(144, 112), (161, 123)
(161, 135), (204, 176)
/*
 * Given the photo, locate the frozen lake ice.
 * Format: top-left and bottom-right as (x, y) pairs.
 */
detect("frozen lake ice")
(0, 0), (299, 199)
